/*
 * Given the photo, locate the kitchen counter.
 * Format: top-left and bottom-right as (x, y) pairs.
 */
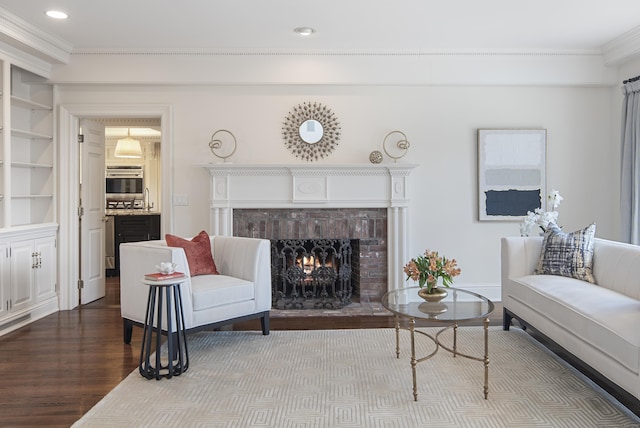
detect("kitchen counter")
(105, 209), (161, 216)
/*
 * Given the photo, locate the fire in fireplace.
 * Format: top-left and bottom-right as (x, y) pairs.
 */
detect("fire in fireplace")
(271, 239), (358, 309)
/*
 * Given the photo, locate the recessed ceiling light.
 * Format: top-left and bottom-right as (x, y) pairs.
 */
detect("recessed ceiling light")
(294, 27), (315, 36)
(45, 10), (68, 20)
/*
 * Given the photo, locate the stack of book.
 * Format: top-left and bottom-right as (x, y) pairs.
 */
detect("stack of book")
(144, 271), (186, 281)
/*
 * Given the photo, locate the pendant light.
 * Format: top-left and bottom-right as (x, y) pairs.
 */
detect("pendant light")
(114, 128), (143, 158)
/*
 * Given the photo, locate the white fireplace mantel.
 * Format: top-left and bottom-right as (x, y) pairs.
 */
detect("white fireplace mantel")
(201, 163), (418, 292)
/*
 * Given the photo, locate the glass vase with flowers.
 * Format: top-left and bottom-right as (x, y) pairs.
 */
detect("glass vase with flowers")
(403, 249), (461, 302)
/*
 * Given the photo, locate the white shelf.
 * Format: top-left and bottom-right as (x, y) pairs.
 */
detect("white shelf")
(11, 129), (53, 140)
(11, 194), (53, 199)
(11, 162), (53, 169)
(11, 95), (52, 111)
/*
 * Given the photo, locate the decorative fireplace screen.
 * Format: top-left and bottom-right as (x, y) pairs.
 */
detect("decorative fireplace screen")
(271, 239), (357, 309)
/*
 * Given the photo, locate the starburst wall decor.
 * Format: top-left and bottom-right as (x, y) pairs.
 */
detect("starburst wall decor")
(282, 102), (341, 162)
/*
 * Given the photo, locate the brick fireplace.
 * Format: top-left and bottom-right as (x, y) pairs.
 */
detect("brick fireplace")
(233, 208), (387, 302)
(201, 163), (417, 303)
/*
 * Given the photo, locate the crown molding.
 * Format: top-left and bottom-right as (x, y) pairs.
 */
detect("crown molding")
(0, 39), (52, 77)
(0, 7), (71, 65)
(52, 49), (616, 87)
(602, 24), (640, 66)
(71, 47), (604, 58)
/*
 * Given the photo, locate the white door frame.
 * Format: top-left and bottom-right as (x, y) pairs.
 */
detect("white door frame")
(58, 104), (173, 310)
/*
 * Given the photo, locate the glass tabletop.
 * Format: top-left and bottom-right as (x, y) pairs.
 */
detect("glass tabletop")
(382, 286), (495, 323)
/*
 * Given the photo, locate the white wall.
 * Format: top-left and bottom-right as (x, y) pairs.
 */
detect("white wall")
(56, 83), (618, 294)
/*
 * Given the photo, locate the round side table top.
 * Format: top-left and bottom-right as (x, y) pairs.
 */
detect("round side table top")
(140, 276), (188, 287)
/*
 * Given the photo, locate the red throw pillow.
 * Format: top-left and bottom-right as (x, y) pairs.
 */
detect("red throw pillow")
(165, 230), (219, 276)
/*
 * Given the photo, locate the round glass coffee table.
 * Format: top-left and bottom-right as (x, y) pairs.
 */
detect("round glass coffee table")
(382, 286), (495, 401)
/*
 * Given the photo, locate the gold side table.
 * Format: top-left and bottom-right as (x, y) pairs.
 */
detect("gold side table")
(382, 286), (495, 401)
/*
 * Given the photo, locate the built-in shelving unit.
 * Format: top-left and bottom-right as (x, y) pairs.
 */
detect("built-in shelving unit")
(0, 62), (5, 226)
(0, 59), (58, 336)
(6, 65), (55, 227)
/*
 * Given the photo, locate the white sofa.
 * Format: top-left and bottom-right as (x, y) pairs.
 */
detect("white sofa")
(502, 236), (640, 403)
(120, 235), (271, 343)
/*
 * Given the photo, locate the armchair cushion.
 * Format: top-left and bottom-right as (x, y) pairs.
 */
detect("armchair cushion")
(190, 275), (255, 311)
(166, 230), (219, 276)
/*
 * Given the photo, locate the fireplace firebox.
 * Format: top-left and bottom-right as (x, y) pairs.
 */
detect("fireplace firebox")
(271, 239), (359, 309)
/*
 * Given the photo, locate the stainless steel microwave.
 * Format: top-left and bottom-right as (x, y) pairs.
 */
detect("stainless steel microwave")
(105, 165), (144, 200)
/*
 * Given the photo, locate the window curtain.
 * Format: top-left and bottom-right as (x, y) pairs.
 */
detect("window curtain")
(621, 80), (640, 244)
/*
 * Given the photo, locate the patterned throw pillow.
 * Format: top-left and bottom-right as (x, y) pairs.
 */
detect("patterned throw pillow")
(534, 223), (596, 283)
(166, 230), (219, 276)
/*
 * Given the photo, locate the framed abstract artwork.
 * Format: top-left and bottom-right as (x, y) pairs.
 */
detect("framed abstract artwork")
(477, 129), (546, 221)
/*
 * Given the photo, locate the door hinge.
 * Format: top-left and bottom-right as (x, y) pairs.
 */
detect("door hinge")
(78, 206), (84, 217)
(77, 279), (84, 290)
(78, 134), (84, 143)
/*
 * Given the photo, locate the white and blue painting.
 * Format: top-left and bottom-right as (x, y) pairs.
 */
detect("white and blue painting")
(478, 129), (546, 221)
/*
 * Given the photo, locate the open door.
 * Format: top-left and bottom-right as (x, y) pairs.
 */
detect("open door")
(79, 119), (106, 304)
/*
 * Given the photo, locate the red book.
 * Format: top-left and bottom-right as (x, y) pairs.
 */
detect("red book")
(144, 272), (186, 281)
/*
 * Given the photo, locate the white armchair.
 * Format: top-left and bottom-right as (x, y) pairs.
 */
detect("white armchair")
(120, 235), (271, 344)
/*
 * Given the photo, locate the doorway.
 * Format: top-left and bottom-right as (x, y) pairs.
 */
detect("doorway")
(80, 118), (163, 307)
(58, 104), (173, 311)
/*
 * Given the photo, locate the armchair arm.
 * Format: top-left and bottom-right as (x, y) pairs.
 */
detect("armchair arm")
(120, 241), (195, 326)
(211, 236), (272, 311)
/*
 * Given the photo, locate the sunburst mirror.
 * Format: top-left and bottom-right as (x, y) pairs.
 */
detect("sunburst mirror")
(282, 102), (341, 161)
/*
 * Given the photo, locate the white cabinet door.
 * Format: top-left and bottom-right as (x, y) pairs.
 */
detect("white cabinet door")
(0, 243), (8, 319)
(10, 239), (35, 312)
(0, 227), (58, 335)
(34, 236), (56, 301)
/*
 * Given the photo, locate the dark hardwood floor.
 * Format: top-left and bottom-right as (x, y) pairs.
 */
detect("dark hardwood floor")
(0, 278), (503, 427)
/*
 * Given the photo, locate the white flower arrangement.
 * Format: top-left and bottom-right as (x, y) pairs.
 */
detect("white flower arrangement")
(520, 189), (564, 237)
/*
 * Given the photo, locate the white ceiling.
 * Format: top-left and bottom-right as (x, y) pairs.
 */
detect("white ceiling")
(0, 0), (639, 54)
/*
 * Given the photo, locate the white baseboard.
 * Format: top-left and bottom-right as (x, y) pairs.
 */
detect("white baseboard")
(451, 283), (501, 303)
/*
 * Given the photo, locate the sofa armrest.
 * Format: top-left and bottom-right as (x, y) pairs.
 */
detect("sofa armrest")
(211, 236), (272, 311)
(120, 241), (194, 326)
(501, 236), (543, 301)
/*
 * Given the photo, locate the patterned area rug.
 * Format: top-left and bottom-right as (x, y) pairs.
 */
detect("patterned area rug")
(73, 327), (640, 427)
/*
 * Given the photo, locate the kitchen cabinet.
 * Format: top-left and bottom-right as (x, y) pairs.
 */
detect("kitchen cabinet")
(114, 214), (160, 275)
(0, 226), (57, 336)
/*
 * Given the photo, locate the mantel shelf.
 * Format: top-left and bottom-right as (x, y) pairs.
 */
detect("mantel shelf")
(200, 162), (418, 173)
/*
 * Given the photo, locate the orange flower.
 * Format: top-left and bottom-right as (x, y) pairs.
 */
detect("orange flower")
(404, 248), (461, 291)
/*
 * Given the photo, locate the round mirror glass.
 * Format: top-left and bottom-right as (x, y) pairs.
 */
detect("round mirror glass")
(299, 119), (324, 144)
